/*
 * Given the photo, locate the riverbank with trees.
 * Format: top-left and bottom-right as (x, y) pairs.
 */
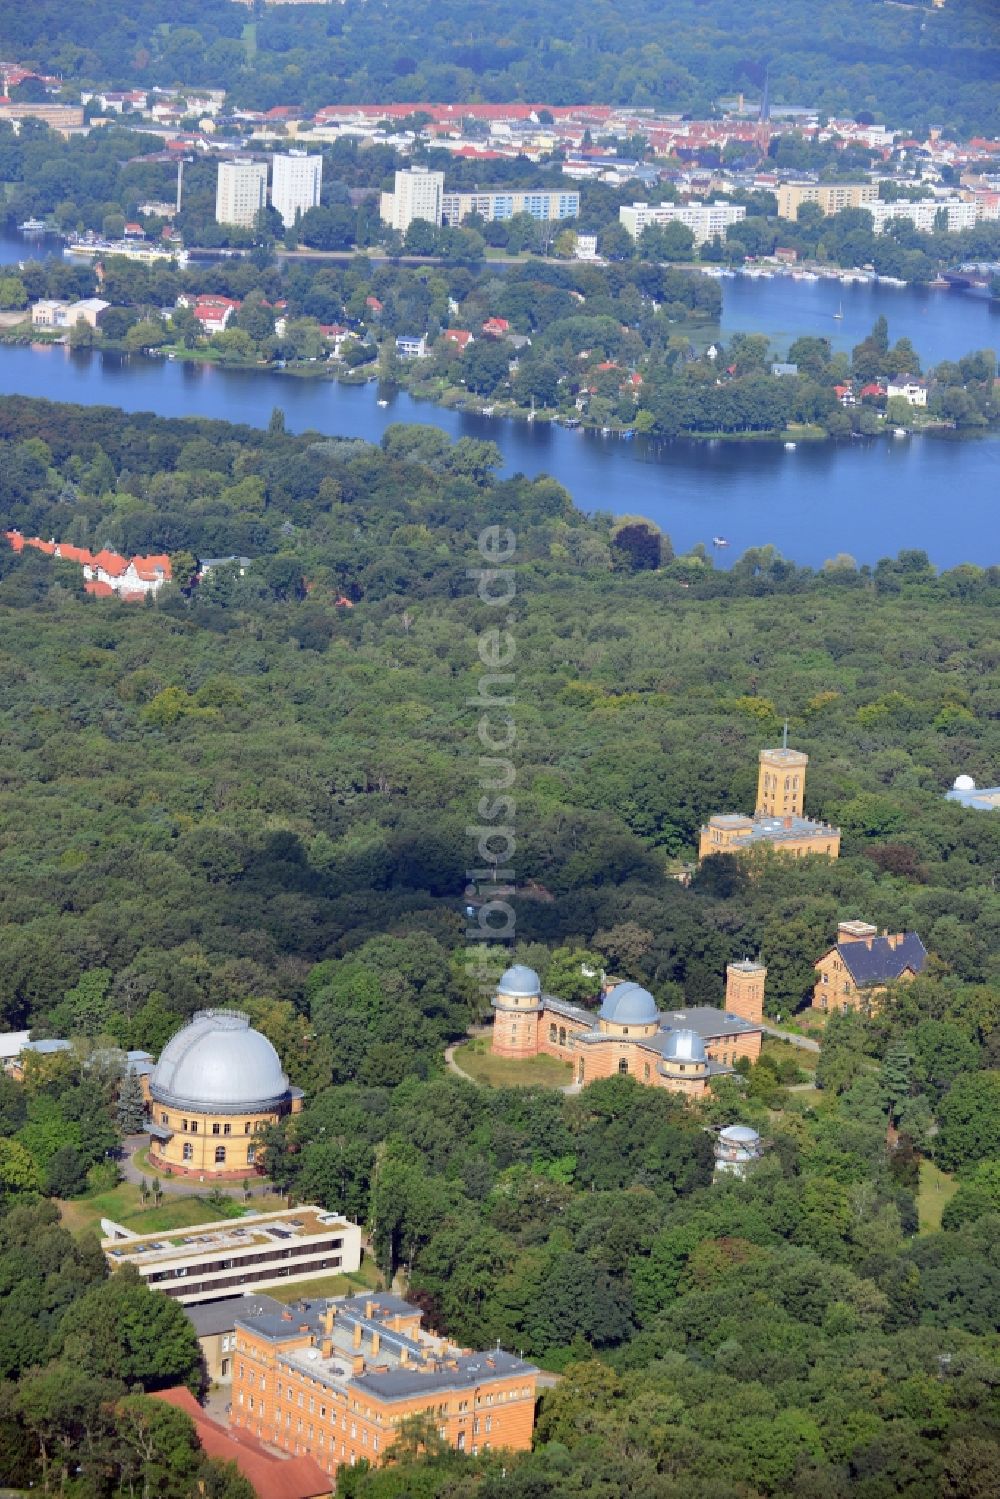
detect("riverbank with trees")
(3, 243), (996, 442)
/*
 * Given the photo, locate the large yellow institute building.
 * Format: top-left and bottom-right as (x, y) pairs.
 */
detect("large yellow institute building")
(231, 1292), (537, 1482)
(699, 740), (841, 861)
(492, 960), (765, 1096)
(143, 1010), (303, 1179)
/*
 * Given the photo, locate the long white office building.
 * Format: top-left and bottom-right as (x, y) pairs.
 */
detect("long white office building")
(216, 158), (269, 229)
(441, 189), (580, 225)
(271, 150), (323, 228)
(619, 200), (747, 246)
(102, 1206), (362, 1305)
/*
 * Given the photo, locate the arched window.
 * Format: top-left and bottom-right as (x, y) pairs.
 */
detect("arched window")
(215, 1146), (226, 1164)
(182, 1142), (193, 1161)
(559, 1027), (566, 1046)
(618, 1058), (628, 1075)
(549, 1023), (557, 1042)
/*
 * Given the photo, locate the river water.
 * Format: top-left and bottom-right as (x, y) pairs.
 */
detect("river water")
(1, 227), (997, 569)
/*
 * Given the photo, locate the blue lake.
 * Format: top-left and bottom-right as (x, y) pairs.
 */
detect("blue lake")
(0, 227), (997, 569)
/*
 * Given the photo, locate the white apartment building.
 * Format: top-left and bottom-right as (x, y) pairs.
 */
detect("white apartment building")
(379, 167), (445, 233)
(271, 150), (323, 228)
(440, 188), (580, 225)
(868, 197), (978, 234)
(215, 158), (269, 229)
(619, 200), (747, 246)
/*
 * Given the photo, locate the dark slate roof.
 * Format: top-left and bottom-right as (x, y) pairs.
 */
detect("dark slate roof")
(838, 933), (927, 986)
(185, 1293), (285, 1337)
(354, 1348), (535, 1401)
(339, 1292), (418, 1320)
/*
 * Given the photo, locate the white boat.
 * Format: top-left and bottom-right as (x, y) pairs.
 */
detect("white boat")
(18, 217), (48, 233)
(712, 536), (729, 547)
(784, 441), (797, 451)
(376, 399), (388, 407)
(893, 427), (908, 438)
(833, 301), (844, 319)
(64, 237), (189, 267)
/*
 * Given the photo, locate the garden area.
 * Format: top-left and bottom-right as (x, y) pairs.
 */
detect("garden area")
(451, 1037), (573, 1089)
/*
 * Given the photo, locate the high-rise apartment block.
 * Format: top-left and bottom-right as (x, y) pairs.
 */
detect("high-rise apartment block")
(215, 159), (268, 229)
(379, 167), (445, 233)
(271, 150), (323, 228)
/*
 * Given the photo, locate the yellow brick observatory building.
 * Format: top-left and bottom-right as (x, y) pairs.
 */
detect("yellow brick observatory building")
(143, 1010), (303, 1178)
(492, 961), (765, 1096)
(699, 740), (841, 861)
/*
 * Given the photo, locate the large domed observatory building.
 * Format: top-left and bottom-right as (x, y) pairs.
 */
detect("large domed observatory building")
(492, 960), (765, 1098)
(143, 1011), (303, 1178)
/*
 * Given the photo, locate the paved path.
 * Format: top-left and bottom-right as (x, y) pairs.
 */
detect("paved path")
(762, 1024), (821, 1054)
(119, 1136), (276, 1201)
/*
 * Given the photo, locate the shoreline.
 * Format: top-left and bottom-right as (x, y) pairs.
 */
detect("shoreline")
(0, 329), (974, 447)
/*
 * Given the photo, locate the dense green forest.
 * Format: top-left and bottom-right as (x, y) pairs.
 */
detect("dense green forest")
(0, 395), (997, 1494)
(0, 394), (997, 1037)
(3, 0), (999, 134)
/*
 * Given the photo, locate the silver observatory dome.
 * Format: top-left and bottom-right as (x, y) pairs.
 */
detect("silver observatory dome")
(149, 1010), (290, 1113)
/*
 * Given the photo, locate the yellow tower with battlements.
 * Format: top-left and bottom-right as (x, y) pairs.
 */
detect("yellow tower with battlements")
(756, 731), (809, 819)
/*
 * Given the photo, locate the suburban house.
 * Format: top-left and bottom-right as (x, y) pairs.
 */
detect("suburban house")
(394, 333), (428, 359)
(177, 294), (241, 335)
(812, 921), (928, 1015)
(886, 375), (928, 407)
(482, 316), (510, 337)
(31, 298), (109, 329)
(441, 328), (473, 349)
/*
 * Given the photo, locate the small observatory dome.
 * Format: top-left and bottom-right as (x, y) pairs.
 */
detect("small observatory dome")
(497, 965), (542, 998)
(600, 981), (658, 1026)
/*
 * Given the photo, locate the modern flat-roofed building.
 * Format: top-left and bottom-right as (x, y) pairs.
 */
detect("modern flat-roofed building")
(271, 150), (323, 228)
(101, 1206), (362, 1304)
(216, 158), (269, 228)
(441, 189), (580, 225)
(776, 181), (879, 220)
(379, 167), (445, 233)
(619, 200), (746, 245)
(231, 1292), (537, 1482)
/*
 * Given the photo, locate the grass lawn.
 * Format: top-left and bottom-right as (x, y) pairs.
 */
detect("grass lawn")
(917, 1159), (959, 1234)
(762, 1037), (818, 1073)
(59, 1184), (287, 1238)
(453, 1036), (572, 1089)
(265, 1257), (382, 1304)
